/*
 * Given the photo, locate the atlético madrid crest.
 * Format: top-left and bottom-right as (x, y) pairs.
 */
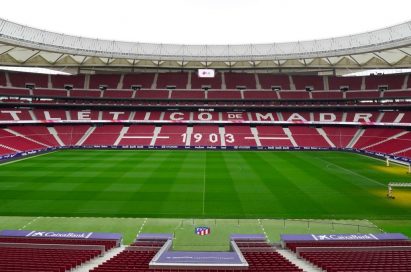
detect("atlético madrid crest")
(195, 226), (210, 236)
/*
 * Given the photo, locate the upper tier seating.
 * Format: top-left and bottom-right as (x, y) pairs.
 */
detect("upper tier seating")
(33, 88), (68, 97)
(103, 90), (133, 99)
(208, 90), (242, 100)
(51, 74), (85, 89)
(365, 74), (405, 90)
(383, 89), (411, 98)
(279, 91), (310, 100)
(0, 109), (410, 124)
(89, 74), (121, 89)
(156, 72), (188, 89)
(171, 90), (205, 100)
(0, 87), (30, 96)
(135, 90), (169, 99)
(345, 90), (381, 99)
(328, 76), (363, 90)
(292, 75), (324, 91)
(345, 111), (379, 122)
(2, 72), (410, 92)
(0, 71), (7, 86)
(122, 73), (155, 89)
(258, 74), (290, 90)
(243, 90), (278, 100)
(225, 72), (257, 89)
(311, 91), (343, 100)
(9, 72), (48, 88)
(191, 71), (222, 89)
(71, 90), (101, 98)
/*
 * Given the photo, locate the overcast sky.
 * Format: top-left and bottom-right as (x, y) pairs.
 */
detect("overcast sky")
(0, 0), (410, 45)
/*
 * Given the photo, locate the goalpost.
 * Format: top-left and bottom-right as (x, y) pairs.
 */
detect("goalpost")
(387, 182), (411, 199)
(385, 156), (411, 174)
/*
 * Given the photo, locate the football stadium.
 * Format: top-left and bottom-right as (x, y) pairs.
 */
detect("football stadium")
(0, 1), (411, 271)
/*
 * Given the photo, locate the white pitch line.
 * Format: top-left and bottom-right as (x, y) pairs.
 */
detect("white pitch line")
(19, 216), (40, 230)
(354, 152), (410, 170)
(0, 151), (57, 166)
(202, 152), (206, 215)
(137, 218), (148, 235)
(365, 219), (385, 233)
(315, 156), (386, 187)
(257, 219), (270, 243)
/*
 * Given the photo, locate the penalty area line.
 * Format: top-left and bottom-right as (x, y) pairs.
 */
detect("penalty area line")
(315, 156), (386, 187)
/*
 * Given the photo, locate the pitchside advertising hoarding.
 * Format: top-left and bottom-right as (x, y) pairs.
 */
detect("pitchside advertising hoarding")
(0, 230), (122, 241)
(281, 233), (409, 242)
(2, 146), (410, 164)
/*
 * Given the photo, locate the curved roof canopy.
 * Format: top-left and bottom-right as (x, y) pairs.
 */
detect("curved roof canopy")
(0, 18), (411, 69)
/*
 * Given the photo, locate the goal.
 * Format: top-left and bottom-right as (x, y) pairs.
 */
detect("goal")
(385, 156), (411, 174)
(387, 182), (411, 199)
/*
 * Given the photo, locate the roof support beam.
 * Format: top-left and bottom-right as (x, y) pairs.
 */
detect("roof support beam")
(373, 52), (392, 66)
(80, 56), (88, 65)
(0, 46), (16, 57)
(21, 50), (40, 64)
(302, 59), (307, 66)
(325, 57), (333, 66)
(398, 49), (411, 57)
(52, 53), (65, 65)
(348, 55), (362, 67)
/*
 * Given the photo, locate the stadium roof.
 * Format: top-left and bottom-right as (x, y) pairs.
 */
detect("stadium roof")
(0, 18), (411, 70)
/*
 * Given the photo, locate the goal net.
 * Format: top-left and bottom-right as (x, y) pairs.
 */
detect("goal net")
(385, 156), (411, 173)
(387, 182), (411, 199)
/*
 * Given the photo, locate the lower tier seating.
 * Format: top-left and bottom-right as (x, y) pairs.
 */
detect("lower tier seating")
(0, 124), (409, 158)
(286, 240), (411, 253)
(0, 246), (100, 272)
(301, 250), (411, 272)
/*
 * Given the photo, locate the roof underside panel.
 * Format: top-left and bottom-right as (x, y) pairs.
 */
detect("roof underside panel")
(0, 18), (411, 69)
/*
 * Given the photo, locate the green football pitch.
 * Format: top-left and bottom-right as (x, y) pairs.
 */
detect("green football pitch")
(0, 149), (410, 219)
